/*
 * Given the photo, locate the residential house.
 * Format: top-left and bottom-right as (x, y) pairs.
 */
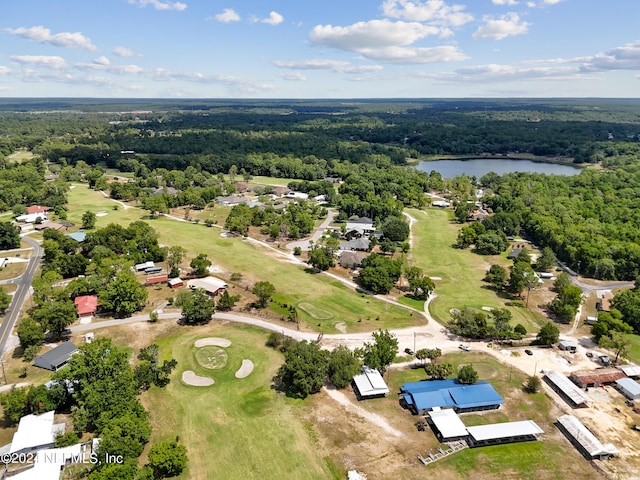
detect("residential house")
(345, 217), (375, 238)
(339, 238), (370, 252)
(74, 295), (98, 318)
(33, 342), (78, 371)
(339, 251), (368, 269)
(215, 195), (244, 207)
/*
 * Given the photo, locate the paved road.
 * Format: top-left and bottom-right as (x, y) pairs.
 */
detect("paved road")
(0, 236), (42, 355)
(286, 208), (337, 252)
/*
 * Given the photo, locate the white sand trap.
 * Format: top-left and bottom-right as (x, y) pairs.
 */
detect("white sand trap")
(195, 337), (231, 348)
(95, 211), (108, 217)
(235, 360), (254, 379)
(429, 276), (442, 281)
(334, 322), (347, 333)
(182, 370), (214, 386)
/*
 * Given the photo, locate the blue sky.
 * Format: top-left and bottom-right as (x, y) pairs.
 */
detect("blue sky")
(1, 0), (640, 98)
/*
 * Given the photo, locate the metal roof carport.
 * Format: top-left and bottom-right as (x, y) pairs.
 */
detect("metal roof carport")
(544, 370), (590, 407)
(427, 409), (468, 442)
(466, 421), (544, 447)
(556, 414), (618, 460)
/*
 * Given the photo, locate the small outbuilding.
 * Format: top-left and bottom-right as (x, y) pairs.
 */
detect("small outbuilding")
(168, 277), (184, 288)
(135, 261), (155, 272)
(146, 274), (169, 285)
(187, 276), (227, 296)
(33, 342), (78, 371)
(352, 366), (389, 399)
(615, 377), (640, 400)
(7, 410), (65, 455)
(558, 340), (578, 353)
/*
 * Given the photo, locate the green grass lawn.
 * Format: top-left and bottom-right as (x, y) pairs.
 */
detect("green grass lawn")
(625, 333), (640, 364)
(66, 184), (145, 227)
(249, 176), (296, 187)
(406, 208), (544, 332)
(142, 324), (339, 480)
(7, 150), (35, 163)
(65, 185), (417, 332)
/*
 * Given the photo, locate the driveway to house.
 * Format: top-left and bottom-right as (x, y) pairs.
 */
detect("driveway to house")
(286, 208), (337, 252)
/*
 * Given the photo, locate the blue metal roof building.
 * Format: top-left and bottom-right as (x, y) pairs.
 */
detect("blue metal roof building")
(400, 379), (504, 414)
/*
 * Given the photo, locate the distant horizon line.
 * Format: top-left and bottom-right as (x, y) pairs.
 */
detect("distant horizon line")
(1, 96), (640, 101)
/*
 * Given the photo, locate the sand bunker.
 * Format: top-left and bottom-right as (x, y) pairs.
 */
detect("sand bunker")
(195, 337), (232, 348)
(235, 360), (254, 379)
(95, 211), (108, 217)
(182, 370), (214, 386)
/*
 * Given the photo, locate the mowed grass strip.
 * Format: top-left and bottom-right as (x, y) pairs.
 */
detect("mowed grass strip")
(66, 185), (417, 332)
(406, 208), (542, 331)
(142, 325), (335, 480)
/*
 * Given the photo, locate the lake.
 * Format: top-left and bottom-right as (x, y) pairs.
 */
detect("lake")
(414, 158), (581, 178)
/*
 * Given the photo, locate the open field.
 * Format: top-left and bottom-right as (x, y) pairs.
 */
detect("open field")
(248, 175), (296, 187)
(406, 208), (544, 333)
(6, 150), (35, 163)
(66, 184), (145, 227)
(140, 323), (337, 480)
(65, 185), (418, 332)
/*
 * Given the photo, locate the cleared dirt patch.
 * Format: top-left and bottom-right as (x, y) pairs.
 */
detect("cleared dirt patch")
(182, 370), (214, 386)
(235, 359), (254, 378)
(194, 337), (232, 348)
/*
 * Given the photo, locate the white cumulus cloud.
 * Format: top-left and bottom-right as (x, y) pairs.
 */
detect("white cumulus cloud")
(93, 56), (110, 66)
(112, 46), (139, 57)
(492, 0), (519, 5)
(250, 11), (284, 25)
(10, 55), (68, 70)
(381, 0), (473, 27)
(4, 26), (97, 51)
(473, 13), (530, 40)
(128, 0), (187, 11)
(0, 66), (10, 75)
(213, 8), (241, 23)
(310, 19), (441, 51)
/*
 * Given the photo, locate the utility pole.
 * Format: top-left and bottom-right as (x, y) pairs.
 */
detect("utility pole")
(1, 360), (6, 385)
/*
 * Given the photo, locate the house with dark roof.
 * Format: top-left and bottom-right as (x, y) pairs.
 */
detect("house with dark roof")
(507, 248), (523, 260)
(345, 217), (375, 237)
(339, 251), (368, 269)
(339, 238), (370, 252)
(33, 342), (78, 371)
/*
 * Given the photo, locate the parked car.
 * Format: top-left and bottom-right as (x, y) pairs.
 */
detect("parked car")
(524, 349), (533, 356)
(459, 344), (470, 352)
(404, 348), (414, 356)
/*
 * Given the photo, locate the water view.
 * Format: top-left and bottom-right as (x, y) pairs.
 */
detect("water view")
(415, 158), (582, 178)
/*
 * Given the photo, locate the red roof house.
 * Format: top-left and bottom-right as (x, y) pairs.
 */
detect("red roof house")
(27, 205), (50, 215)
(74, 295), (98, 317)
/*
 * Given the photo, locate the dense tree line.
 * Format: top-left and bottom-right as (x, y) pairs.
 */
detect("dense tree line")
(481, 143), (640, 280)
